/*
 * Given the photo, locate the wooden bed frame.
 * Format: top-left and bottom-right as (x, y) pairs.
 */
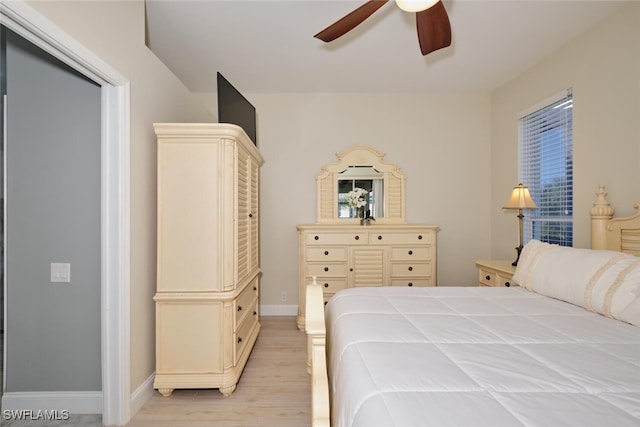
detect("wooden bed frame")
(305, 185), (640, 427)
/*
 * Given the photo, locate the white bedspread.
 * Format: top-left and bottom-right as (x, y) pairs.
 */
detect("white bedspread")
(325, 286), (640, 427)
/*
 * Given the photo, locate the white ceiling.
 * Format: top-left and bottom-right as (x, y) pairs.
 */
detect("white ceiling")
(145, 0), (628, 93)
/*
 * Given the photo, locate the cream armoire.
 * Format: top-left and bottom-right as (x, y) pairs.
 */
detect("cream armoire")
(153, 123), (263, 397)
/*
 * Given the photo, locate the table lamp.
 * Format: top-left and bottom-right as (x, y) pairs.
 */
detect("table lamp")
(503, 183), (538, 266)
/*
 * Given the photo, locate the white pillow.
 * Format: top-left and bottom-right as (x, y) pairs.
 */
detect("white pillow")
(512, 240), (640, 326)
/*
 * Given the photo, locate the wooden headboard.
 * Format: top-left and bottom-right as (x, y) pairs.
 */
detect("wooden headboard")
(590, 185), (640, 255)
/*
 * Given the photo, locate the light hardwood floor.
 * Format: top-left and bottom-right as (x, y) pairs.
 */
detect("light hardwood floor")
(1, 318), (308, 426)
(126, 316), (311, 427)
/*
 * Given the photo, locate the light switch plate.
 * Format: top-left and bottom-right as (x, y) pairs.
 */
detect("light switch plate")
(51, 262), (71, 283)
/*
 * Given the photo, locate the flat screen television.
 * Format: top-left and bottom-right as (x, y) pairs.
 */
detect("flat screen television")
(217, 72), (257, 146)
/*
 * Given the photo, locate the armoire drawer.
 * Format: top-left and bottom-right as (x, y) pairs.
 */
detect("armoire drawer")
(368, 232), (432, 245)
(390, 246), (431, 261)
(306, 247), (348, 262)
(306, 262), (348, 277)
(390, 262), (431, 277)
(235, 281), (258, 326)
(235, 303), (258, 363)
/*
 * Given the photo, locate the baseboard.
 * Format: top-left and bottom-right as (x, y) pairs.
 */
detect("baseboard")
(130, 373), (155, 418)
(1, 391), (102, 414)
(260, 304), (298, 316)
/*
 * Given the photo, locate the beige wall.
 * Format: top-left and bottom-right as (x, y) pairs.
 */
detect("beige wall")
(195, 92), (493, 305)
(491, 2), (640, 259)
(25, 0), (213, 393)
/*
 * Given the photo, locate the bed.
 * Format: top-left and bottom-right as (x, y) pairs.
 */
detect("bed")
(306, 185), (640, 427)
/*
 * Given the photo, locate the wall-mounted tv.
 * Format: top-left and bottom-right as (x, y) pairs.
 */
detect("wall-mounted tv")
(217, 72), (257, 146)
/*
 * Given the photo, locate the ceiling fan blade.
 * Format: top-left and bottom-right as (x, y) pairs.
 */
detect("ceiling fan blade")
(315, 0), (389, 42)
(416, 0), (452, 56)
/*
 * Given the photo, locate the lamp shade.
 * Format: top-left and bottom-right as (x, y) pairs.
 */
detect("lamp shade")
(503, 183), (538, 210)
(395, 0), (440, 12)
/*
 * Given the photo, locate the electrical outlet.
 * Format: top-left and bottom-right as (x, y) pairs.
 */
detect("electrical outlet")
(280, 291), (287, 302)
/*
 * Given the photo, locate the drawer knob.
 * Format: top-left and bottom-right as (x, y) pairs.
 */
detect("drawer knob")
(324, 283), (329, 288)
(505, 282), (511, 287)
(377, 235), (382, 240)
(237, 305), (242, 312)
(324, 250), (329, 255)
(237, 337), (242, 343)
(314, 235), (319, 240)
(324, 267), (329, 272)
(253, 311), (257, 316)
(354, 235), (360, 240)
(408, 282), (413, 287)
(408, 250), (413, 255)
(418, 235), (423, 240)
(253, 286), (257, 291)
(485, 275), (491, 280)
(248, 213), (253, 218)
(408, 266), (413, 271)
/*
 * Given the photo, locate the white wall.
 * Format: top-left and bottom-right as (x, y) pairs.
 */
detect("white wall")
(491, 2), (640, 258)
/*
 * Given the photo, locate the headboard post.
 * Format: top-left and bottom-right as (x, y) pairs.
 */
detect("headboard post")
(590, 185), (614, 249)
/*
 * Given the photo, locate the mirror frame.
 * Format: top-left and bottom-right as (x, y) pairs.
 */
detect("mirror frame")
(316, 145), (406, 224)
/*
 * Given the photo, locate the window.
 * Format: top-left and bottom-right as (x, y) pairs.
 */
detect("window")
(518, 89), (573, 247)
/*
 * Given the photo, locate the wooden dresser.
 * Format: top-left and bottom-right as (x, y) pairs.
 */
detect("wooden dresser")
(153, 123), (263, 397)
(296, 145), (441, 330)
(297, 224), (438, 329)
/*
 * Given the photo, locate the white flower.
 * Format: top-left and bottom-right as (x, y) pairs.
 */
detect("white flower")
(346, 188), (368, 208)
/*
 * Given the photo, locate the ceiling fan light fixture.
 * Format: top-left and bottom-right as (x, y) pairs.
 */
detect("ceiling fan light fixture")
(395, 0), (439, 13)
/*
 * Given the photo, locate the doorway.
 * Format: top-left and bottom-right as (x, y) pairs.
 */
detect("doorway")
(2, 22), (102, 405)
(0, 2), (130, 424)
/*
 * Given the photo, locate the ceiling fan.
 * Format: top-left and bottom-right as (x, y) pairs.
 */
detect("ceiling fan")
(314, 0), (451, 56)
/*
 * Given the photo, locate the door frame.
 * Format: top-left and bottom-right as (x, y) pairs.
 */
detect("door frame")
(0, 1), (130, 425)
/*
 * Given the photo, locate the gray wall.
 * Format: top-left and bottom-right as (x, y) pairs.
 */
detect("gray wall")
(5, 29), (101, 392)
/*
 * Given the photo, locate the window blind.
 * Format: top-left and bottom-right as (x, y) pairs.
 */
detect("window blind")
(518, 89), (573, 246)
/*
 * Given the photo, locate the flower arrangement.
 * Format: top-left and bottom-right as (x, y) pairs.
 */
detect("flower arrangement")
(346, 187), (368, 209)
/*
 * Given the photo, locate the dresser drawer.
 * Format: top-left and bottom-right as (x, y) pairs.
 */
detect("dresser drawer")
(476, 261), (515, 287)
(478, 268), (514, 287)
(306, 232), (366, 245)
(368, 232), (432, 245)
(235, 281), (258, 325)
(390, 246), (431, 261)
(310, 278), (348, 294)
(390, 262), (431, 277)
(307, 247), (347, 262)
(390, 278), (434, 287)
(478, 266), (497, 286)
(306, 262), (348, 277)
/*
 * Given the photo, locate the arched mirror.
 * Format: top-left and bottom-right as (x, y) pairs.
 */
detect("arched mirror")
(316, 145), (406, 224)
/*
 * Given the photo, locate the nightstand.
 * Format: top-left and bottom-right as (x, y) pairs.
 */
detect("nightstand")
(475, 260), (517, 287)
